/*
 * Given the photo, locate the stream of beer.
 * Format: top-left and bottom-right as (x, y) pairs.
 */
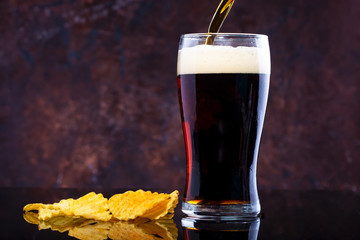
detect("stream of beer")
(206, 0), (235, 45)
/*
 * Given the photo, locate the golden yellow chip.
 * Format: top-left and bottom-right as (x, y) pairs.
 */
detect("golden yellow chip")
(53, 198), (75, 216)
(108, 190), (178, 221)
(24, 202), (63, 221)
(141, 190), (179, 220)
(72, 192), (111, 221)
(38, 208), (62, 221)
(24, 192), (111, 221)
(23, 203), (47, 212)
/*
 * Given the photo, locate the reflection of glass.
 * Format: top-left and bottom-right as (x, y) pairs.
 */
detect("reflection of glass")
(182, 217), (260, 240)
(23, 212), (178, 240)
(178, 34), (270, 218)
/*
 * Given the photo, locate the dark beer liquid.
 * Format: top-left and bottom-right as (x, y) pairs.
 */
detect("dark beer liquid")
(178, 73), (269, 204)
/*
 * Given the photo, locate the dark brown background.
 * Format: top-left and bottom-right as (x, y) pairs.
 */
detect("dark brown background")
(0, 0), (359, 191)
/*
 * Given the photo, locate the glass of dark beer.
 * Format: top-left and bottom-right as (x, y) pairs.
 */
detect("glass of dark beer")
(177, 33), (270, 218)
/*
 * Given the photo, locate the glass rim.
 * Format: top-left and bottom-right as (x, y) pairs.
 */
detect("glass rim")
(181, 33), (268, 39)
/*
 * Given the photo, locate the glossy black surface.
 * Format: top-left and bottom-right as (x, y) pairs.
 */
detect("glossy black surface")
(0, 188), (359, 239)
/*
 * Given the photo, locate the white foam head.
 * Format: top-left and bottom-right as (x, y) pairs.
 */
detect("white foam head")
(177, 45), (271, 75)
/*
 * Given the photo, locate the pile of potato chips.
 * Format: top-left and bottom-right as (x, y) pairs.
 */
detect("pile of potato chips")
(23, 190), (178, 240)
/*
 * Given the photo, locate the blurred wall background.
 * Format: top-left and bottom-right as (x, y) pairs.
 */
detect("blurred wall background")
(0, 0), (359, 191)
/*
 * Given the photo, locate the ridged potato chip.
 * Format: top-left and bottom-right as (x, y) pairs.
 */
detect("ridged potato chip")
(23, 203), (46, 212)
(53, 198), (75, 216)
(38, 208), (62, 220)
(142, 190), (179, 220)
(109, 190), (178, 220)
(71, 192), (111, 221)
(24, 192), (111, 221)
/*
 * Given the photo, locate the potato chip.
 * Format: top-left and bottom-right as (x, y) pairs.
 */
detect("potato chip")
(24, 192), (111, 221)
(141, 190), (179, 220)
(53, 198), (75, 216)
(71, 192), (111, 221)
(109, 190), (178, 220)
(23, 203), (47, 212)
(24, 202), (64, 221)
(38, 208), (62, 220)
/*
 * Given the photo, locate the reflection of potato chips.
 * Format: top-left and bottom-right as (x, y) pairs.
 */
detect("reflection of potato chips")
(38, 216), (89, 233)
(24, 211), (89, 232)
(109, 190), (178, 220)
(108, 219), (177, 240)
(155, 219), (179, 239)
(137, 219), (178, 240)
(68, 221), (112, 240)
(23, 212), (40, 225)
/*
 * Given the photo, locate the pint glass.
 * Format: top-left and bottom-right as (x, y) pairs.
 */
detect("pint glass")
(177, 33), (270, 218)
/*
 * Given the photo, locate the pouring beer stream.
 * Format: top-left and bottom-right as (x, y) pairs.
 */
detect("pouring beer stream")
(206, 0), (235, 45)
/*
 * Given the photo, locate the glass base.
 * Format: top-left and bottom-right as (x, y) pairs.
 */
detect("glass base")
(182, 201), (260, 220)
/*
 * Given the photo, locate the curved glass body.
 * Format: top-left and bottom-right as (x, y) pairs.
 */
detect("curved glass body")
(177, 33), (270, 218)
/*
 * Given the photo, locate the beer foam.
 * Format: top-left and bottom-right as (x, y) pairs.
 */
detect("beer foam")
(177, 45), (271, 75)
